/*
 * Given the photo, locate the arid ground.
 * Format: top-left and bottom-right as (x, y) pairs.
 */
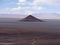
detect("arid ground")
(0, 27), (60, 45)
(0, 19), (60, 45)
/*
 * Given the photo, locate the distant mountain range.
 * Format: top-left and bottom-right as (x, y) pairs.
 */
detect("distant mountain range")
(0, 13), (60, 19)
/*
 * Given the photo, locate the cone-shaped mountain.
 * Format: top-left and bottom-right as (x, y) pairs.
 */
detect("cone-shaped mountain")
(20, 15), (43, 22)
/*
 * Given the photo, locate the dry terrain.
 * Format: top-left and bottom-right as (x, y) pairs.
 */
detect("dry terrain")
(0, 27), (60, 45)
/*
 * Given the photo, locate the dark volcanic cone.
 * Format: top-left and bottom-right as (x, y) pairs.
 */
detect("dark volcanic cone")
(20, 15), (43, 22)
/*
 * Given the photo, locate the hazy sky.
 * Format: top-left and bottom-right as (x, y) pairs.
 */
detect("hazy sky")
(0, 0), (60, 19)
(0, 0), (60, 14)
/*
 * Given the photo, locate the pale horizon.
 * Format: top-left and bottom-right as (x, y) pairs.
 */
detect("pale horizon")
(0, 0), (60, 19)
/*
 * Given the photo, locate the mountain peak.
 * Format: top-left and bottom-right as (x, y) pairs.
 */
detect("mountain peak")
(20, 15), (43, 22)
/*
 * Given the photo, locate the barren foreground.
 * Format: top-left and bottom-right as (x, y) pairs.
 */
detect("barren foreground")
(0, 28), (60, 45)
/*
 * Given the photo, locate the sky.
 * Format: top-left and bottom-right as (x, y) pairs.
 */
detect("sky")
(0, 0), (60, 19)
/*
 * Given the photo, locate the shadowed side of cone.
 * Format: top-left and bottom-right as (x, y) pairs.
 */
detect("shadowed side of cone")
(20, 15), (43, 22)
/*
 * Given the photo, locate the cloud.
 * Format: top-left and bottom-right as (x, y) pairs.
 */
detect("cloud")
(17, 0), (44, 11)
(32, 6), (44, 10)
(10, 7), (21, 11)
(0, 7), (21, 14)
(17, 0), (27, 5)
(0, 6), (44, 14)
(17, 0), (60, 6)
(0, 0), (60, 14)
(32, 0), (60, 6)
(19, 0), (26, 3)
(33, 13), (60, 19)
(0, 6), (32, 14)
